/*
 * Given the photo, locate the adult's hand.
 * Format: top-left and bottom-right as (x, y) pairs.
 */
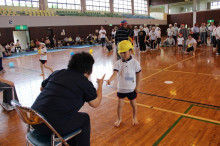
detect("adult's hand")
(97, 74), (105, 86)
(89, 74), (105, 108)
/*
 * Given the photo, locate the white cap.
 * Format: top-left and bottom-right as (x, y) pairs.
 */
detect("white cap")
(39, 42), (45, 45)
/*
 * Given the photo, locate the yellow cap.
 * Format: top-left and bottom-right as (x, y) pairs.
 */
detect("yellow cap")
(118, 40), (134, 54)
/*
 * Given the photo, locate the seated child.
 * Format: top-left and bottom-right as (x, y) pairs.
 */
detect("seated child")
(162, 36), (175, 47)
(185, 34), (197, 55)
(106, 38), (113, 52)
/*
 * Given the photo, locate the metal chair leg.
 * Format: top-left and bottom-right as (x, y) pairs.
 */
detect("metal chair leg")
(52, 134), (55, 146)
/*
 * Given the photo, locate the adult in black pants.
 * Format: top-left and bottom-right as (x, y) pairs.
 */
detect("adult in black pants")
(99, 26), (106, 48)
(138, 26), (146, 52)
(217, 39), (220, 55)
(115, 20), (130, 60)
(31, 52), (105, 146)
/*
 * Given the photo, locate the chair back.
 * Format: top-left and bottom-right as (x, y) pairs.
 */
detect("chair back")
(11, 100), (43, 125)
(11, 100), (69, 146)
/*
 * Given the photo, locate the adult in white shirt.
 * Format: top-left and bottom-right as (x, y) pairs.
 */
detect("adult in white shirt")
(208, 22), (216, 44)
(216, 23), (220, 55)
(200, 23), (207, 45)
(173, 23), (179, 42)
(155, 24), (160, 32)
(167, 24), (174, 37)
(185, 34), (197, 55)
(212, 26), (217, 52)
(143, 24), (149, 35)
(133, 26), (139, 47)
(99, 26), (106, 48)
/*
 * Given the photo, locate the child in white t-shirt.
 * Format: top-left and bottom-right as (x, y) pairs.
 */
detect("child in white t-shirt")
(156, 28), (162, 49)
(177, 33), (184, 47)
(107, 40), (141, 127)
(149, 27), (158, 50)
(38, 42), (53, 79)
(185, 34), (197, 55)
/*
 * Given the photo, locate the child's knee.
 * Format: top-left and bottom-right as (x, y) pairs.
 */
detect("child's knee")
(118, 101), (124, 108)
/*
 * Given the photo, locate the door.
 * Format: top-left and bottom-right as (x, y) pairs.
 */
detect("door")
(13, 31), (30, 51)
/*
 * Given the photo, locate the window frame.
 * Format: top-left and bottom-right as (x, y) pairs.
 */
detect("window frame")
(85, 0), (110, 12)
(0, 0), (39, 7)
(114, 0), (132, 14)
(47, 0), (81, 10)
(134, 0), (148, 15)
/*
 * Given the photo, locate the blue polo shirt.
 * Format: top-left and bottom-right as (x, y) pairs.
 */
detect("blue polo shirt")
(31, 68), (97, 123)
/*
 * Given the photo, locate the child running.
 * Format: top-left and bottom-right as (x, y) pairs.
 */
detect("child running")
(107, 40), (141, 127)
(38, 42), (53, 79)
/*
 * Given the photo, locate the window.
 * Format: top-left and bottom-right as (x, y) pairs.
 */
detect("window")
(211, 1), (220, 9)
(86, 0), (110, 11)
(134, 0), (148, 15)
(0, 0), (39, 7)
(48, 0), (81, 10)
(114, 0), (132, 13)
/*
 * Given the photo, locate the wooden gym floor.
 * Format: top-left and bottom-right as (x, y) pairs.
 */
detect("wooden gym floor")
(0, 43), (220, 146)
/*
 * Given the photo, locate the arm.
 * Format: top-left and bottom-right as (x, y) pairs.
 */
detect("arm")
(0, 77), (14, 86)
(88, 74), (105, 108)
(135, 72), (141, 93)
(40, 71), (57, 91)
(107, 71), (117, 85)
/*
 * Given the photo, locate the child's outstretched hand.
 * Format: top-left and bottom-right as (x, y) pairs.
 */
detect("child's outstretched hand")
(106, 80), (111, 85)
(97, 74), (105, 86)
